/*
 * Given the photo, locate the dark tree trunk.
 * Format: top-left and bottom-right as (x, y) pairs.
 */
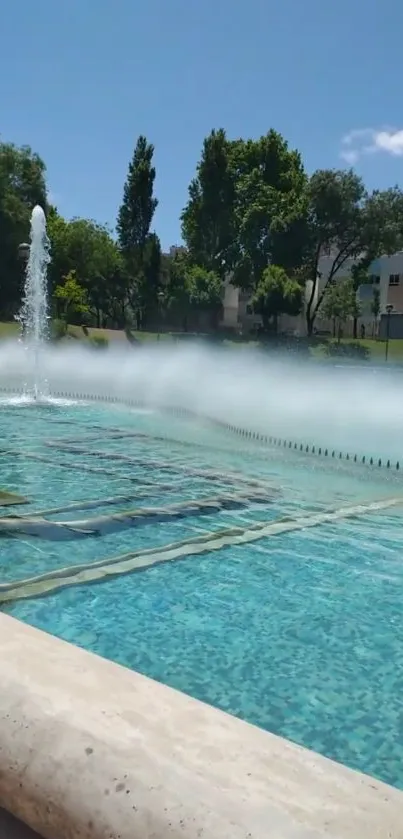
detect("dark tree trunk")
(306, 314), (314, 337)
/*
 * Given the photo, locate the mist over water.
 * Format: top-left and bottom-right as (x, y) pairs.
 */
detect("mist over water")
(0, 339), (401, 462)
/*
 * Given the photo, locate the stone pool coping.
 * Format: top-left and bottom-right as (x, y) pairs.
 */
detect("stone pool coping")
(0, 615), (402, 839)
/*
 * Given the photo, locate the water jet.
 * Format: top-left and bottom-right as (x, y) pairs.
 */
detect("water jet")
(17, 205), (50, 401)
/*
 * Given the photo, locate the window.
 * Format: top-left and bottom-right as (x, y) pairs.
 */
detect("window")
(246, 304), (253, 315)
(389, 274), (400, 286)
(370, 274), (380, 285)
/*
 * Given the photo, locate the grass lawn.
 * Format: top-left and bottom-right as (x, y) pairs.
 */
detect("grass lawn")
(1, 321), (403, 363)
(0, 322), (19, 339)
(311, 337), (403, 363)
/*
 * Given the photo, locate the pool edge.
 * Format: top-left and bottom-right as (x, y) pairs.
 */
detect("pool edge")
(0, 614), (401, 839)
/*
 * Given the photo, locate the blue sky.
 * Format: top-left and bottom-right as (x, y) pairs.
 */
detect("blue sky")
(1, 0), (403, 250)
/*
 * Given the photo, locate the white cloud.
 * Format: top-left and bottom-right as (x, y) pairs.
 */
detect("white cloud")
(340, 127), (403, 164)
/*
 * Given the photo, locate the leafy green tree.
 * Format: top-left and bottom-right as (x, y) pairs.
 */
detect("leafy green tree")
(182, 129), (307, 289)
(117, 135), (160, 327)
(54, 270), (90, 323)
(320, 278), (356, 343)
(48, 211), (125, 327)
(301, 170), (403, 335)
(166, 253), (222, 330)
(233, 131), (307, 288)
(0, 142), (47, 316)
(186, 265), (222, 313)
(181, 129), (236, 278)
(251, 265), (303, 334)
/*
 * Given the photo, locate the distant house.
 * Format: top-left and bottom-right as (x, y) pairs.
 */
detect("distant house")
(221, 252), (403, 337)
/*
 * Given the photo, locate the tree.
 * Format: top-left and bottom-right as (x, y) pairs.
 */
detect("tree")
(233, 132), (307, 289)
(186, 265), (222, 314)
(47, 211), (126, 328)
(54, 270), (90, 323)
(181, 129), (236, 278)
(0, 142), (47, 316)
(166, 254), (222, 331)
(371, 287), (381, 337)
(320, 278), (356, 343)
(182, 129), (307, 289)
(301, 170), (403, 335)
(117, 136), (160, 327)
(251, 265), (303, 334)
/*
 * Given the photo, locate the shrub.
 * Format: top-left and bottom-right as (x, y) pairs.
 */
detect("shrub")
(325, 341), (369, 360)
(90, 335), (109, 349)
(50, 319), (67, 341)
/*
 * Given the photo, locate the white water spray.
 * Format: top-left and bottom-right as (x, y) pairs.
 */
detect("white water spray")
(18, 205), (50, 399)
(0, 341), (402, 463)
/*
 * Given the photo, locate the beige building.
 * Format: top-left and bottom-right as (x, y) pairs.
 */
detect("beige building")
(221, 252), (403, 337)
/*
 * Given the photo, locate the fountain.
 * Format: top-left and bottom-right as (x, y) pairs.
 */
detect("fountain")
(18, 205), (50, 400)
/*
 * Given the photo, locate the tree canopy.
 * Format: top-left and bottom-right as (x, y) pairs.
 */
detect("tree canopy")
(1, 129), (403, 341)
(0, 142), (47, 316)
(251, 265), (303, 334)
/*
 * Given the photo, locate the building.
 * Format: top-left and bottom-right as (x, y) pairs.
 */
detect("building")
(221, 251), (403, 337)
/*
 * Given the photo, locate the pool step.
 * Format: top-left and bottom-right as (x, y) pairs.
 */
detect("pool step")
(0, 490), (29, 507)
(0, 490), (276, 541)
(1, 495), (402, 604)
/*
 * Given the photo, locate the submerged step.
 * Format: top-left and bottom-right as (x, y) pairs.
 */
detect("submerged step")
(0, 490), (29, 507)
(1, 495), (402, 604)
(0, 490), (277, 541)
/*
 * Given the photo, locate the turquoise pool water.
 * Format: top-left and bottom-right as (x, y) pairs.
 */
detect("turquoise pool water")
(1, 398), (403, 789)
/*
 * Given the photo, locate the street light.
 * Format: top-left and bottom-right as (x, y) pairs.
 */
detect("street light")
(385, 303), (394, 362)
(157, 290), (165, 340)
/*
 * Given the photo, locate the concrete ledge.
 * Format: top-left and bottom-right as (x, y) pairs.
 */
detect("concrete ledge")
(0, 808), (41, 838)
(0, 616), (402, 838)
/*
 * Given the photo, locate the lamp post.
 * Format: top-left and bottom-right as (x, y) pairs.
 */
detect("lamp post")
(157, 289), (165, 340)
(385, 303), (394, 362)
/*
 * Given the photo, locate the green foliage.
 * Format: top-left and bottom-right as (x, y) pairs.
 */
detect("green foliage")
(117, 136), (161, 327)
(251, 265), (303, 333)
(0, 142), (47, 316)
(324, 341), (370, 360)
(90, 335), (109, 349)
(48, 211), (125, 327)
(165, 252), (222, 329)
(181, 129), (236, 278)
(50, 318), (67, 341)
(3, 127), (403, 344)
(54, 270), (90, 322)
(320, 278), (356, 343)
(182, 129), (307, 289)
(185, 266), (222, 311)
(301, 170), (403, 334)
(117, 135), (158, 252)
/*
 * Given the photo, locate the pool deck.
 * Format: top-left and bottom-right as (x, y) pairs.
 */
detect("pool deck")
(0, 613), (402, 839)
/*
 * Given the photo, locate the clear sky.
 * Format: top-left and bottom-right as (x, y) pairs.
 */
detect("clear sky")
(1, 0), (403, 249)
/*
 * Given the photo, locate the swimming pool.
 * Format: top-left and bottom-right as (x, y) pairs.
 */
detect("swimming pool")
(1, 398), (403, 789)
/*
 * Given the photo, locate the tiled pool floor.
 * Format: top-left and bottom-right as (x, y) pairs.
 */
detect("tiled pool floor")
(1, 400), (403, 788)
